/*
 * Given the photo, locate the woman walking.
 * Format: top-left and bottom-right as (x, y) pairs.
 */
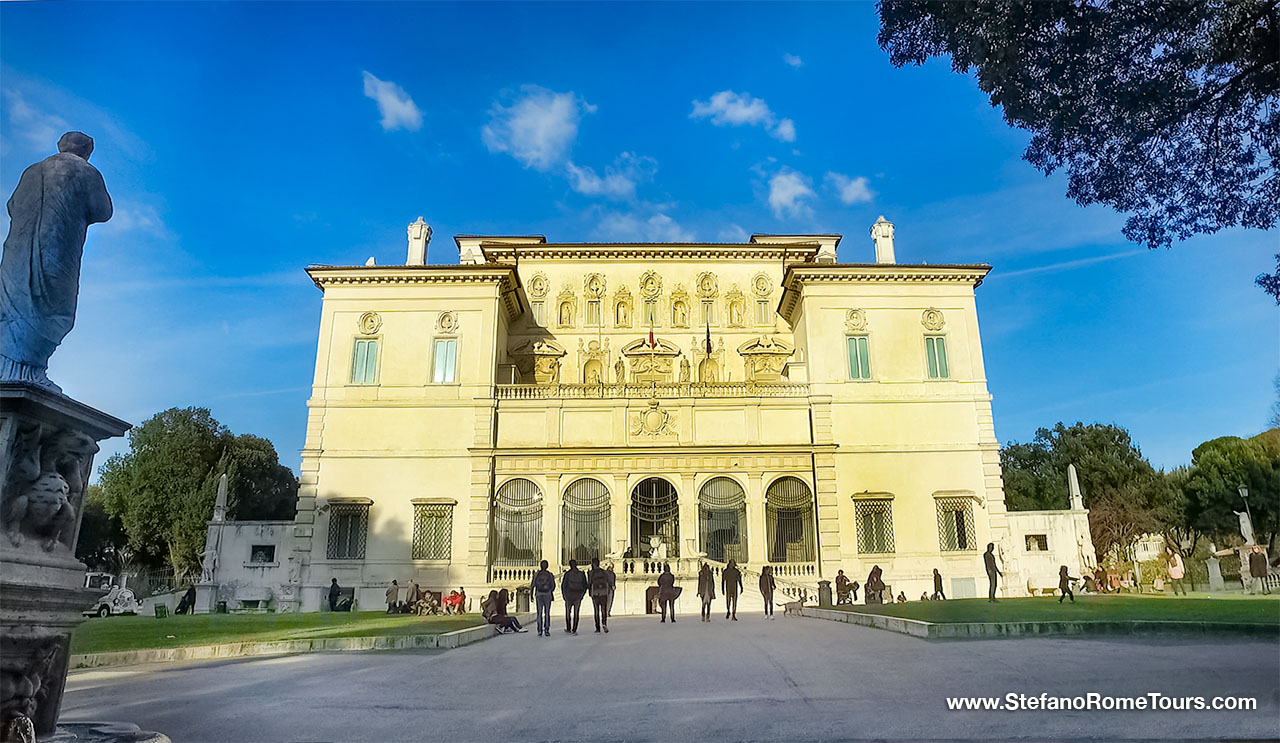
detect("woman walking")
(697, 562), (716, 622)
(1165, 546), (1188, 596)
(759, 565), (777, 619)
(1057, 565), (1078, 603)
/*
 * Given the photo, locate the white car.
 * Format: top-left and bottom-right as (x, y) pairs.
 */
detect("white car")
(83, 574), (140, 617)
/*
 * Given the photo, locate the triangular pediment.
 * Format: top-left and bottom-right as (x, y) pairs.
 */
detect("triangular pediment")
(621, 338), (682, 357)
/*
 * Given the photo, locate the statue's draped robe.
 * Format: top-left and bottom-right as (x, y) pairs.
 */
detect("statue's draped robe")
(0, 153), (112, 381)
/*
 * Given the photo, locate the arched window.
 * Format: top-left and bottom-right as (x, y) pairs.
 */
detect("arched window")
(766, 477), (815, 563)
(562, 478), (610, 565)
(630, 477), (679, 558)
(491, 479), (542, 566)
(699, 477), (747, 563)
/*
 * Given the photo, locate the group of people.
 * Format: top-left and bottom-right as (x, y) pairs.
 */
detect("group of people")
(529, 557), (616, 635)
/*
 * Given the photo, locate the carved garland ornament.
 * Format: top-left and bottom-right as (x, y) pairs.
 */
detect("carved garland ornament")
(528, 272), (550, 299)
(629, 398), (678, 438)
(696, 271), (718, 298)
(437, 311), (458, 334)
(357, 311), (382, 335)
(639, 270), (663, 299)
(845, 309), (868, 332)
(921, 308), (946, 331)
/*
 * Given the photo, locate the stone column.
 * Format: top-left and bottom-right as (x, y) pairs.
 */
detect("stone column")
(542, 475), (562, 567)
(0, 383), (129, 738)
(746, 472), (767, 567)
(678, 472), (697, 564)
(611, 474), (629, 562)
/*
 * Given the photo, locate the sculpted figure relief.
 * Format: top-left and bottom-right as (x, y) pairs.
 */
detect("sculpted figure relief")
(1, 133), (113, 391)
(2, 473), (75, 552)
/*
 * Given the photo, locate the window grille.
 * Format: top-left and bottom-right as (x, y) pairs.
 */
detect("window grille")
(630, 477), (679, 559)
(350, 339), (378, 384)
(699, 477), (747, 563)
(327, 503), (369, 560)
(492, 479), (542, 566)
(562, 478), (610, 565)
(413, 503), (454, 560)
(1026, 534), (1049, 552)
(766, 477), (815, 562)
(854, 499), (894, 554)
(936, 497), (976, 551)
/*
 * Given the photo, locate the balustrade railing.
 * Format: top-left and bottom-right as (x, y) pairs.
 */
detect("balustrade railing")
(490, 565), (537, 584)
(768, 562), (818, 579)
(494, 381), (810, 400)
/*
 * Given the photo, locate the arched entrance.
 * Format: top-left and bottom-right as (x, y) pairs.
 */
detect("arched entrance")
(698, 477), (746, 563)
(766, 476), (815, 563)
(561, 478), (610, 565)
(491, 478), (542, 566)
(629, 477), (679, 559)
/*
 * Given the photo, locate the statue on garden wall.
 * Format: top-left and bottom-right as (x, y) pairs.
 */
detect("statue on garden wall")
(0, 132), (112, 392)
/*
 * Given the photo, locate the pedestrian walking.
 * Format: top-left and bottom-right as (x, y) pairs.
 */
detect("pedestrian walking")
(385, 580), (400, 613)
(759, 565), (776, 619)
(835, 570), (852, 604)
(697, 562), (716, 622)
(328, 578), (341, 612)
(588, 557), (611, 633)
(932, 568), (946, 600)
(1165, 546), (1187, 596)
(561, 559), (588, 634)
(984, 543), (1001, 602)
(722, 559), (743, 620)
(1248, 545), (1270, 595)
(657, 563), (678, 623)
(606, 563), (617, 616)
(531, 559), (556, 637)
(1058, 565), (1078, 603)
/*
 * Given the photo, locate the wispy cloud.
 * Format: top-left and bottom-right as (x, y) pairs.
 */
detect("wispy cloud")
(1, 87), (68, 152)
(783, 53), (803, 68)
(992, 250), (1147, 280)
(483, 85), (594, 171)
(361, 71), (423, 132)
(767, 168), (815, 218)
(593, 206), (694, 242)
(566, 152), (656, 201)
(825, 172), (875, 205)
(690, 90), (795, 142)
(718, 224), (749, 242)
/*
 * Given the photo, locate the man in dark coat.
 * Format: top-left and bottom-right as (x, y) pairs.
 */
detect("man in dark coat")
(561, 559), (588, 634)
(697, 562), (716, 622)
(531, 560), (556, 636)
(1248, 545), (1270, 595)
(657, 563), (678, 623)
(328, 578), (341, 612)
(932, 568), (947, 600)
(721, 559), (743, 620)
(984, 543), (1002, 602)
(835, 570), (852, 604)
(588, 557), (612, 633)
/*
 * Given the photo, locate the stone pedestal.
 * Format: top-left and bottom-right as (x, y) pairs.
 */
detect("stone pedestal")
(193, 583), (220, 615)
(1207, 556), (1225, 592)
(0, 383), (129, 741)
(817, 580), (832, 608)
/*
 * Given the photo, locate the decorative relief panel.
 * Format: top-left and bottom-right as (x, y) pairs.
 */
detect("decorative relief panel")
(921, 308), (946, 331)
(584, 273), (607, 299)
(737, 335), (795, 383)
(528, 272), (550, 300)
(724, 285), (747, 328)
(752, 272), (773, 298)
(613, 286), (633, 328)
(845, 308), (868, 332)
(691, 336), (725, 383)
(638, 271), (663, 299)
(669, 283), (690, 328)
(577, 338), (611, 384)
(629, 398), (678, 439)
(557, 287), (577, 328)
(436, 311), (458, 335)
(696, 271), (718, 298)
(357, 311), (381, 335)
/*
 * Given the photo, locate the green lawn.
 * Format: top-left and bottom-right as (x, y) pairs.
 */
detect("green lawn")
(71, 611), (483, 655)
(831, 595), (1280, 625)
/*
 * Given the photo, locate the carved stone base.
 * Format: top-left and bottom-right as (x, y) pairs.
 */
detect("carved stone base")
(45, 722), (170, 743)
(0, 383), (129, 741)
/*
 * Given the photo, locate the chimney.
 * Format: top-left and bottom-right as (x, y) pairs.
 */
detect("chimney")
(407, 216), (432, 265)
(871, 215), (895, 264)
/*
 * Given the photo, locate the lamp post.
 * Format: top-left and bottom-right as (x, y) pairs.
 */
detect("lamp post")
(1238, 484), (1253, 532)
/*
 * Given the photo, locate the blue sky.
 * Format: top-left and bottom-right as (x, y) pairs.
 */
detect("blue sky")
(1, 2), (1275, 476)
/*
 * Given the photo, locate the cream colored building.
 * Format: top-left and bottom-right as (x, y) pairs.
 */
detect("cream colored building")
(218, 217), (1093, 614)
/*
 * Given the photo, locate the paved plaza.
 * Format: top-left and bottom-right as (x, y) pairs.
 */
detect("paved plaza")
(63, 613), (1279, 742)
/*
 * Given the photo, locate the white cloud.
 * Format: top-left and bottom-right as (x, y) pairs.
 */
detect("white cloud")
(361, 71), (423, 132)
(1, 88), (68, 152)
(767, 169), (816, 218)
(483, 85), (594, 171)
(718, 224), (750, 242)
(783, 53), (803, 68)
(825, 172), (875, 205)
(595, 209), (694, 242)
(566, 152), (656, 200)
(690, 90), (796, 141)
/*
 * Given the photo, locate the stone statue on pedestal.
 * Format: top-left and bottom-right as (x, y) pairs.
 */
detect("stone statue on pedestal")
(1234, 510), (1255, 546)
(1, 133), (113, 392)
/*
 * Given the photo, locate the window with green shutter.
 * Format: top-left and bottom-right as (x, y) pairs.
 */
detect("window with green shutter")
(350, 338), (378, 384)
(846, 336), (871, 379)
(925, 335), (949, 379)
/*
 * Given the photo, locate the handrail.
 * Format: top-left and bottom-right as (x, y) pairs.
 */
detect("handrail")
(494, 381), (810, 400)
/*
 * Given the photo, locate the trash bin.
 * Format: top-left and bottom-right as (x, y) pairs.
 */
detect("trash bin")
(215, 600), (228, 614)
(817, 580), (833, 608)
(516, 586), (531, 613)
(154, 604), (168, 618)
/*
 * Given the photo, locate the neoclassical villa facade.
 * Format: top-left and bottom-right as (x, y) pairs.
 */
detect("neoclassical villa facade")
(200, 217), (1095, 613)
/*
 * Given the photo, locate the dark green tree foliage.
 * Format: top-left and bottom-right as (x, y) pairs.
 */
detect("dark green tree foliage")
(1182, 429), (1279, 548)
(878, 0), (1280, 294)
(1000, 422), (1176, 559)
(75, 485), (128, 572)
(98, 408), (298, 576)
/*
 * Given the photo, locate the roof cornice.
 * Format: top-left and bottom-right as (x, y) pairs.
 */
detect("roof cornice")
(305, 264), (525, 321)
(778, 263), (992, 320)
(478, 243), (822, 262)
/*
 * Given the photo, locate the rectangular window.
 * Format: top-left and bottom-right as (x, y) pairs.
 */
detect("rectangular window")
(846, 336), (871, 379)
(1025, 534), (1049, 552)
(854, 499), (894, 554)
(925, 335), (949, 379)
(326, 504), (369, 560)
(937, 497), (976, 551)
(586, 300), (601, 326)
(643, 300), (657, 326)
(757, 300), (771, 325)
(700, 300), (715, 325)
(412, 503), (454, 560)
(249, 545), (275, 563)
(531, 301), (544, 326)
(350, 339), (378, 384)
(432, 339), (458, 383)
